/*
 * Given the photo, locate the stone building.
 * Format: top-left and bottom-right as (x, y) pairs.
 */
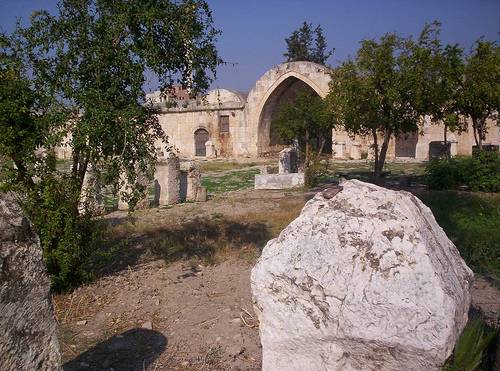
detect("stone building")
(147, 61), (499, 161)
(55, 61), (497, 162)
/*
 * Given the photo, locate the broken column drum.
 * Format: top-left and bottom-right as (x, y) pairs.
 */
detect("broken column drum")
(278, 147), (298, 174)
(251, 180), (473, 371)
(155, 152), (180, 206)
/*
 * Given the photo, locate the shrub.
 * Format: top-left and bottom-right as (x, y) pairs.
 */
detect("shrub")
(24, 177), (104, 292)
(419, 191), (500, 285)
(444, 318), (498, 371)
(425, 151), (500, 192)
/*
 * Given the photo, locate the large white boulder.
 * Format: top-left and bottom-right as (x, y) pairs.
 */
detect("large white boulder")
(251, 180), (473, 371)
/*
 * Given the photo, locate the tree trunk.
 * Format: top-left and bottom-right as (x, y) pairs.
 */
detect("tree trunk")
(372, 129), (380, 178)
(315, 136), (326, 163)
(304, 129), (311, 186)
(443, 124), (449, 159)
(374, 130), (392, 180)
(472, 116), (482, 149)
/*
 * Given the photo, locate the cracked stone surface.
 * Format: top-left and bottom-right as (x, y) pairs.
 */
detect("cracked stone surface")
(251, 180), (473, 371)
(0, 195), (61, 370)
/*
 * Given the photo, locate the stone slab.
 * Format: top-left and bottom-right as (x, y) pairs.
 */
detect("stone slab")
(254, 173), (304, 190)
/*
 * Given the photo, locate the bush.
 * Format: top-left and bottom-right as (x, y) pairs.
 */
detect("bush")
(425, 151), (500, 192)
(419, 191), (500, 285)
(25, 177), (104, 292)
(444, 318), (498, 371)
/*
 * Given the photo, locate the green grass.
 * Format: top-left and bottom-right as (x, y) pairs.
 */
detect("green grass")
(418, 191), (500, 286)
(202, 169), (260, 194)
(198, 161), (259, 173)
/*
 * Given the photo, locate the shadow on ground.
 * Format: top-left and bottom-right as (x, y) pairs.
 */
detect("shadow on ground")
(93, 216), (272, 279)
(64, 328), (167, 371)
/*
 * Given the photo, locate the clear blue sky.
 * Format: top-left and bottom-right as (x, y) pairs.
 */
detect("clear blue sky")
(1, 0), (499, 92)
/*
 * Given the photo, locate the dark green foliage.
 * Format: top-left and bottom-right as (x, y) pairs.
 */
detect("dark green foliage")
(444, 318), (498, 371)
(458, 41), (500, 149)
(273, 90), (333, 186)
(284, 22), (333, 65)
(0, 0), (221, 291)
(419, 191), (500, 285)
(26, 176), (105, 291)
(327, 32), (424, 178)
(407, 21), (465, 145)
(425, 151), (500, 192)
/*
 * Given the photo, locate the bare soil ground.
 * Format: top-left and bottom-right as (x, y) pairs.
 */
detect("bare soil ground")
(54, 188), (308, 370)
(54, 166), (500, 370)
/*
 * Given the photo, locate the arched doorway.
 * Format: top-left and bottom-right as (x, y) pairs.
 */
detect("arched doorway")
(258, 76), (329, 156)
(194, 128), (209, 157)
(395, 132), (418, 158)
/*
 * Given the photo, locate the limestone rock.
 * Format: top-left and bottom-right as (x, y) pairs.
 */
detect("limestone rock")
(278, 147), (298, 174)
(195, 186), (208, 202)
(0, 195), (61, 370)
(251, 180), (473, 371)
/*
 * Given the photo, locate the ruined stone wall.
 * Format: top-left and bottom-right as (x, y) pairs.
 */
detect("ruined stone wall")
(153, 88), (246, 158)
(53, 62), (498, 161)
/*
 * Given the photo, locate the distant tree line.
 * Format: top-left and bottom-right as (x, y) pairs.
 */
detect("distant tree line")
(279, 21), (499, 179)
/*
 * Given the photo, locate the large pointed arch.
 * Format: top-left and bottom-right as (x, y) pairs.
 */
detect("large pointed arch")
(243, 61), (331, 157)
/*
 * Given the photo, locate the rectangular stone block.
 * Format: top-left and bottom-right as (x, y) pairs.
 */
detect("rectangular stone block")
(254, 173), (305, 190)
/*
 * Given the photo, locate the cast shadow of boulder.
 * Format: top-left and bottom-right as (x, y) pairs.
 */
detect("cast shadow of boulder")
(63, 328), (167, 371)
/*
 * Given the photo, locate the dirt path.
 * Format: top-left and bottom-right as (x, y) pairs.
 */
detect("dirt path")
(57, 259), (260, 370)
(55, 188), (309, 371)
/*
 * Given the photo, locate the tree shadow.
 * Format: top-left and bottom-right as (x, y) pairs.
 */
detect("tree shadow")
(147, 216), (271, 265)
(63, 328), (167, 371)
(92, 216), (271, 279)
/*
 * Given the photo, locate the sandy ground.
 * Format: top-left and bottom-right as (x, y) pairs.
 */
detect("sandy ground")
(57, 259), (260, 370)
(54, 186), (500, 370)
(55, 188), (309, 371)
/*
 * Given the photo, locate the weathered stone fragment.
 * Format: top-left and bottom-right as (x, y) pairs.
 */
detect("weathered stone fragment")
(251, 180), (473, 371)
(185, 162), (201, 202)
(155, 152), (180, 206)
(254, 173), (305, 190)
(278, 147), (298, 174)
(195, 186), (208, 202)
(0, 195), (61, 370)
(205, 140), (217, 159)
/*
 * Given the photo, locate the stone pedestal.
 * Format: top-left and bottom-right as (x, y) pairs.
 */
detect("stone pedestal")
(205, 140), (217, 159)
(155, 152), (180, 206)
(333, 142), (346, 159)
(278, 147), (298, 174)
(255, 173), (305, 189)
(450, 140), (458, 157)
(350, 142), (361, 160)
(79, 165), (105, 214)
(180, 162), (201, 202)
(195, 186), (208, 202)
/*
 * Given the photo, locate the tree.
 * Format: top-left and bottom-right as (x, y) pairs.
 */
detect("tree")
(327, 32), (428, 179)
(284, 22), (333, 65)
(0, 0), (221, 291)
(457, 40), (500, 149)
(273, 90), (333, 185)
(406, 22), (465, 152)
